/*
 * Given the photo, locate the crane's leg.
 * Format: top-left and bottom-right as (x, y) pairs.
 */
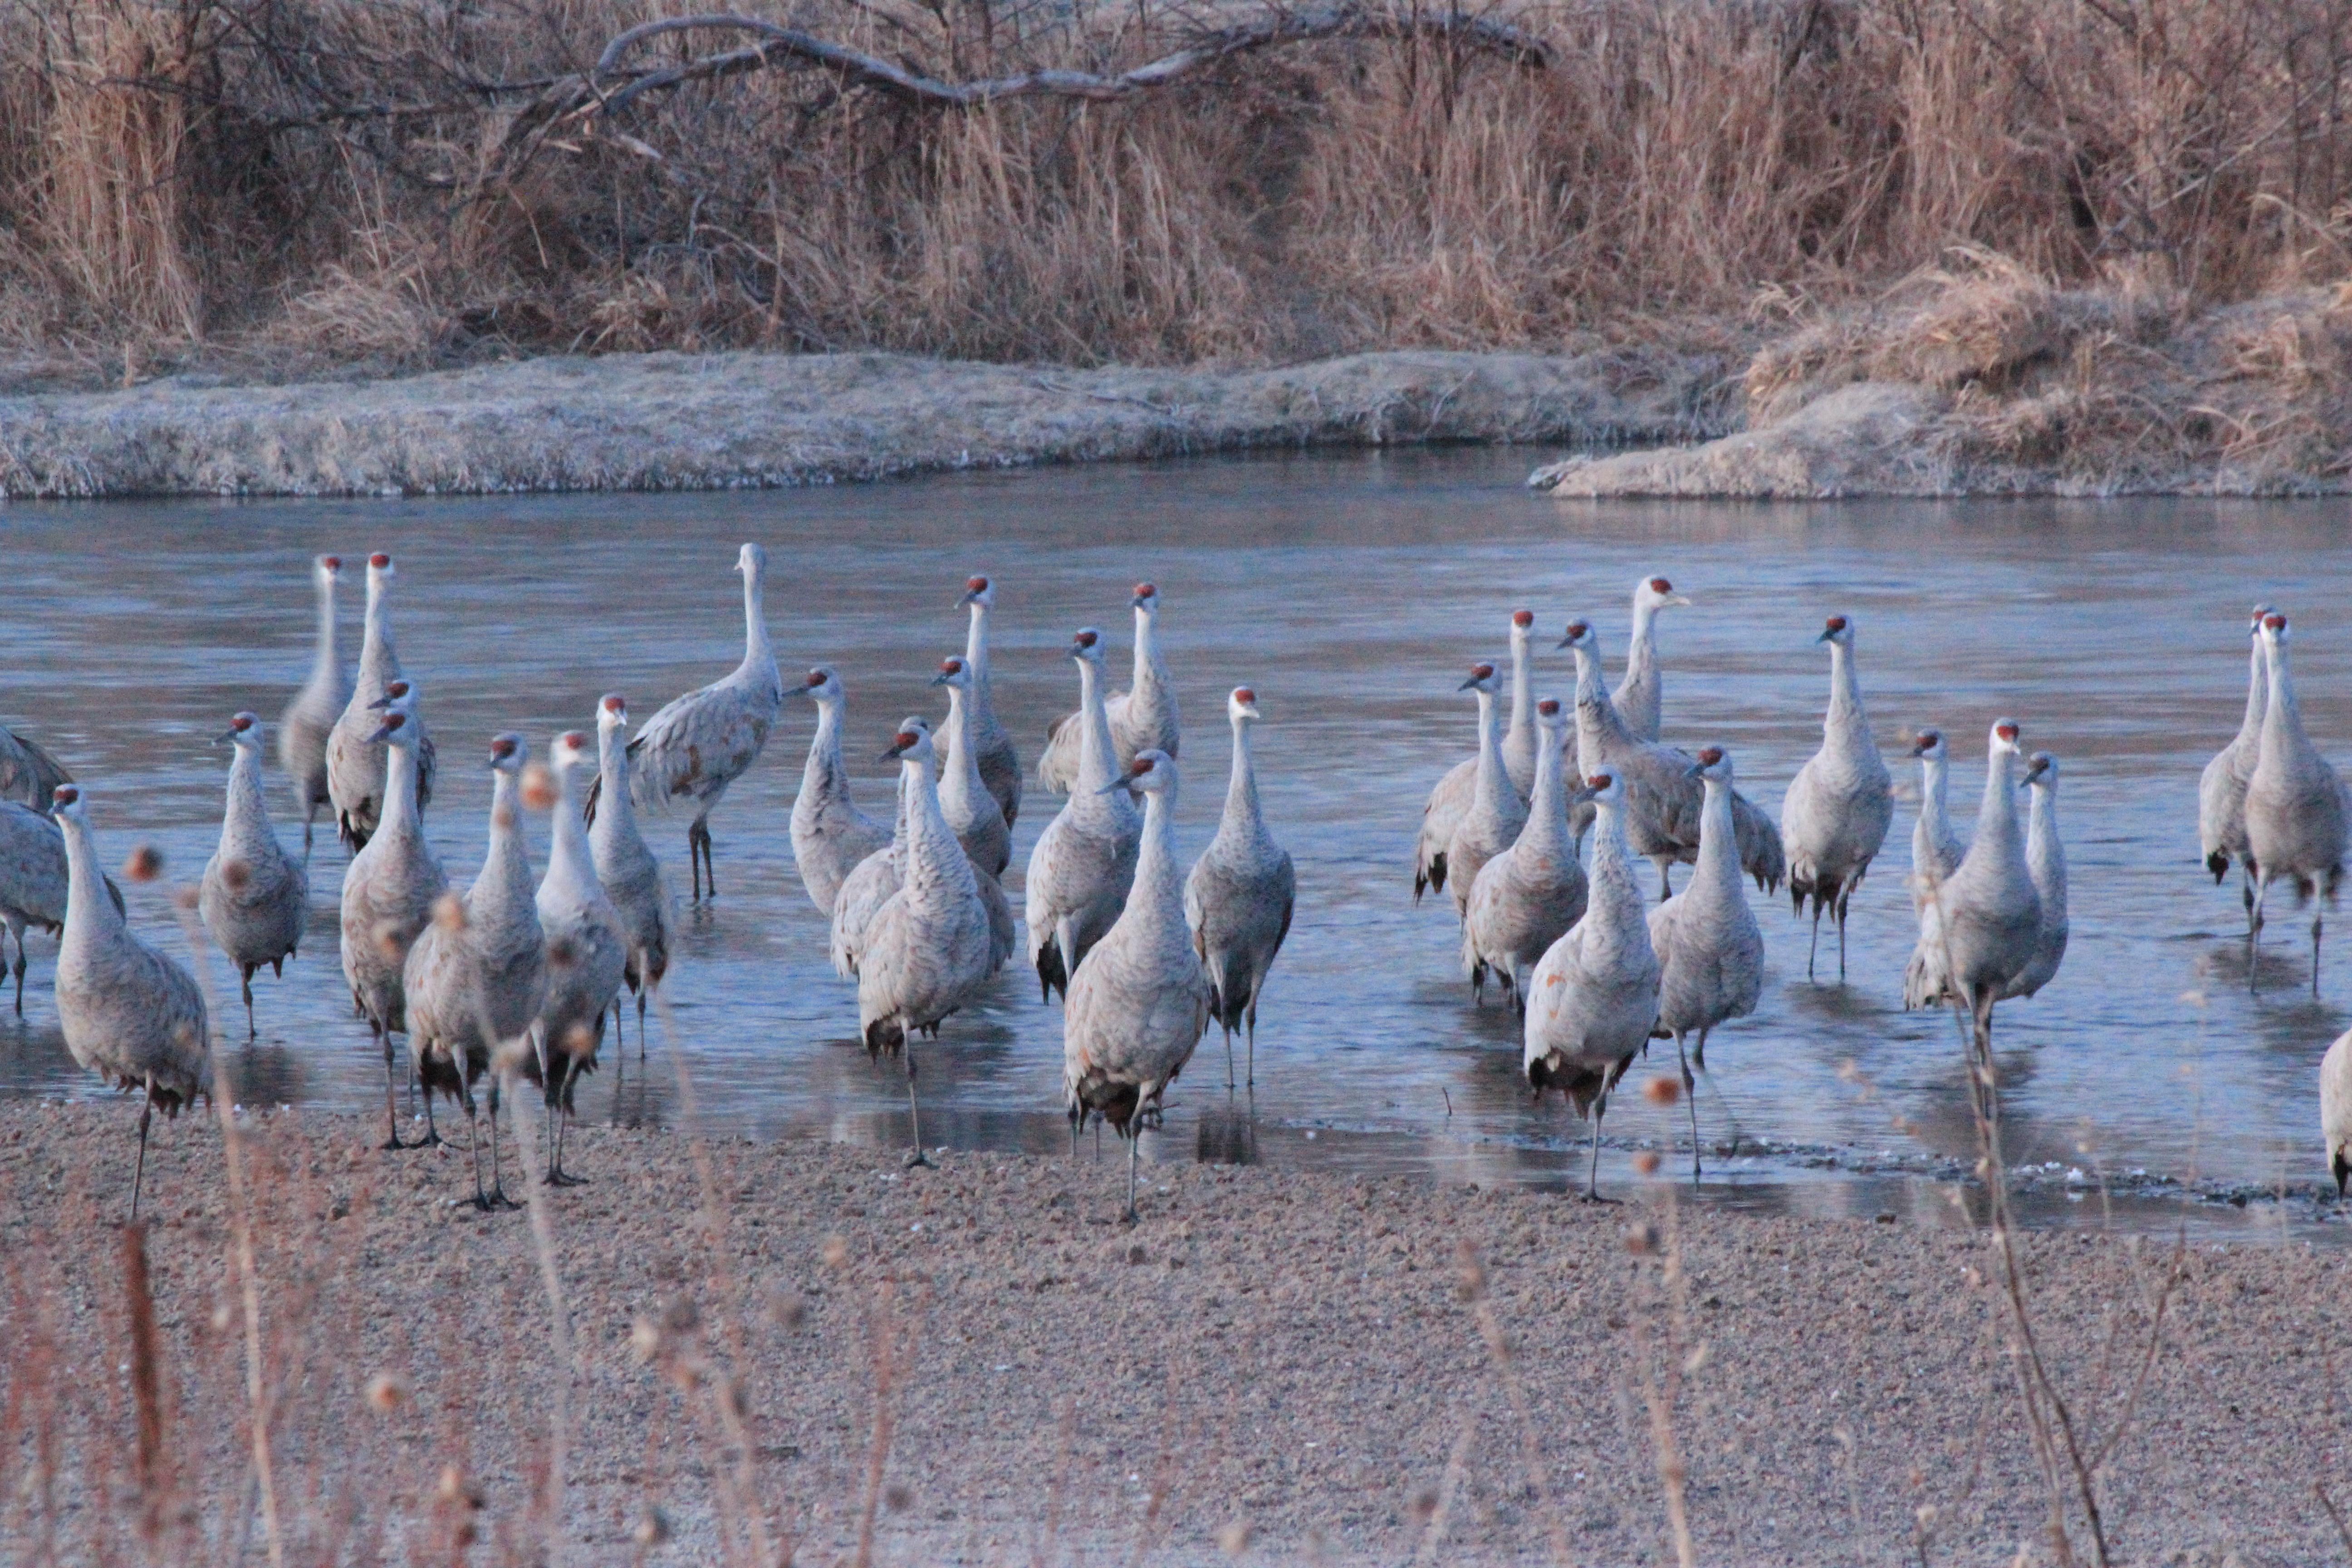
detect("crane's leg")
(242, 966), (257, 1040)
(1124, 1125), (1142, 1224)
(2316, 911), (2327, 998)
(1224, 1021), (1235, 1090)
(904, 1043), (934, 1169)
(1835, 887), (1852, 984)
(2250, 876), (2272, 994)
(1677, 1033), (1702, 1181)
(1655, 860), (1675, 902)
(379, 1028), (408, 1151)
(129, 1079), (156, 1223)
(1585, 1098), (1606, 1201)
(486, 1076), (517, 1210)
(10, 925), (24, 1016)
(2242, 862), (2258, 933)
(1247, 990), (1261, 1087)
(464, 1086), (488, 1210)
(638, 987), (649, 1062)
(301, 805), (314, 863)
(1094, 1116), (1102, 1161)
(1806, 901), (1823, 981)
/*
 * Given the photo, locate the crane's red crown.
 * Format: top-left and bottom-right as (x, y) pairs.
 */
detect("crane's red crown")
(1512, 609), (1534, 628)
(369, 552), (391, 569)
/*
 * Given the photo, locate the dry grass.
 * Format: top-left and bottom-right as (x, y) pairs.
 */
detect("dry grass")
(5, 0), (2352, 383)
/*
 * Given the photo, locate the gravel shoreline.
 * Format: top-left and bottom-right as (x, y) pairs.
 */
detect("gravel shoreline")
(5, 1099), (2348, 1565)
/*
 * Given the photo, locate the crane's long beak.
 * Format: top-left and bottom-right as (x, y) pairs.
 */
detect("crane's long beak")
(782, 684), (812, 701)
(1554, 634), (1578, 650)
(879, 744), (909, 762)
(1815, 628), (1836, 643)
(1667, 594), (1692, 608)
(365, 721), (398, 745)
(1096, 776), (1138, 797)
(960, 589), (982, 607)
(212, 727), (242, 745)
(1456, 675), (1483, 691)
(1568, 784), (1601, 804)
(929, 671), (954, 687)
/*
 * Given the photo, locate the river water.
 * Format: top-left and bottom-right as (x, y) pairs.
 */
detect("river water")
(3, 449), (2345, 1237)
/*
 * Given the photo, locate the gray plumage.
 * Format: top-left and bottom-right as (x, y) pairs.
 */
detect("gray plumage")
(2322, 1027), (2352, 1196)
(2003, 751), (2068, 1000)
(959, 575), (1024, 830)
(1184, 687), (1295, 1087)
(1065, 749), (1212, 1220)
(279, 553), (351, 858)
(1780, 615), (1893, 982)
(787, 666), (890, 916)
(533, 730), (629, 1182)
(1903, 720), (2042, 1082)
(1039, 583), (1179, 793)
(338, 690), (445, 1147)
(1613, 575), (1690, 745)
(1025, 628), (1142, 999)
(1907, 729), (1968, 909)
(612, 542), (782, 901)
(1560, 618), (1785, 899)
(0, 718), (72, 815)
(403, 734), (548, 1209)
(326, 553), (436, 850)
(1445, 661), (1529, 925)
(588, 694), (671, 1052)
(199, 713), (309, 1039)
(831, 756), (909, 981)
(2200, 605), (2274, 925)
(2244, 612), (2347, 995)
(1463, 697), (1586, 1011)
(51, 785), (211, 1219)
(1414, 611), (1538, 902)
(932, 655), (1012, 878)
(1524, 772), (1660, 1200)
(1650, 745), (1765, 1177)
(0, 802), (122, 1015)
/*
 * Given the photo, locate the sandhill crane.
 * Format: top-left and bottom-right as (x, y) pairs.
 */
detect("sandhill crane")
(786, 666), (890, 916)
(1903, 720), (2042, 1101)
(404, 734), (548, 1210)
(1065, 750), (1213, 1220)
(609, 542), (782, 901)
(1184, 687), (1295, 1086)
(1446, 662), (1530, 930)
(2245, 612), (2347, 995)
(533, 730), (628, 1184)
(2200, 606), (2276, 930)
(0, 804), (120, 1015)
(1524, 772), (1661, 1200)
(1650, 746), (1765, 1177)
(1464, 697), (1587, 1012)
(0, 716), (71, 814)
(326, 553), (435, 849)
(1781, 615), (1893, 981)
(2322, 1027), (2352, 1197)
(2003, 751), (2068, 1000)
(959, 576), (1024, 830)
(1414, 610), (1538, 901)
(1613, 575), (1690, 744)
(931, 656), (1011, 878)
(1025, 629), (1142, 998)
(831, 745), (909, 981)
(339, 691), (445, 1149)
(198, 713), (309, 1038)
(50, 785), (211, 1219)
(1039, 583), (1178, 792)
(1558, 618), (1785, 899)
(1908, 729), (1968, 908)
(588, 694), (671, 1056)
(858, 721), (999, 1165)
(279, 554), (350, 858)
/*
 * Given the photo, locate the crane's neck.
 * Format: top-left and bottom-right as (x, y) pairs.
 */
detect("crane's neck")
(2237, 632), (2268, 743)
(1976, 745), (2024, 860)
(1132, 780), (1183, 917)
(1077, 658), (1117, 792)
(595, 721), (637, 838)
(1132, 607), (1163, 691)
(1570, 643), (1632, 768)
(1506, 633), (1533, 750)
(964, 603), (993, 696)
(899, 754), (965, 894)
(1825, 641), (1867, 734)
(545, 764), (598, 896)
(1470, 689), (1509, 811)
(380, 740), (423, 842)
(360, 575), (399, 681)
(2260, 637), (2303, 774)
(804, 695), (849, 803)
(739, 564), (776, 685)
(477, 773), (534, 911)
(58, 812), (121, 939)
(311, 573), (341, 684)
(1920, 753), (1950, 834)
(942, 686), (985, 796)
(1521, 722), (1572, 855)
(222, 740), (270, 846)
(1624, 601), (1661, 678)
(1587, 799), (1642, 921)
(1220, 716), (1265, 840)
(1692, 774), (1740, 891)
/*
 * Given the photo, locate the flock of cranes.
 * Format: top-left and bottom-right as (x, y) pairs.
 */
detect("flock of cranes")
(13, 544), (2352, 1220)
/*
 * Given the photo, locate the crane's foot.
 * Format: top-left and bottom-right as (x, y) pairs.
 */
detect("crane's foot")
(544, 1168), (589, 1189)
(1120, 1205), (1140, 1226)
(379, 1133), (410, 1152)
(1576, 1192), (1622, 1206)
(905, 1150), (936, 1170)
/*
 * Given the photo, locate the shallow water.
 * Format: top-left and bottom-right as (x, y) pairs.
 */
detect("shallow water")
(3, 448), (2347, 1239)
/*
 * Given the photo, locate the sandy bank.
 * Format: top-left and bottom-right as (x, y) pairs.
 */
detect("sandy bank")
(5, 1100), (2347, 1564)
(0, 348), (1722, 500)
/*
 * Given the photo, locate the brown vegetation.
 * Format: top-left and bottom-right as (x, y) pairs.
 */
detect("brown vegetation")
(6, 0), (2352, 386)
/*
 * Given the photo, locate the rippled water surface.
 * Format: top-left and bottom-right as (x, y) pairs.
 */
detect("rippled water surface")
(6, 449), (2349, 1236)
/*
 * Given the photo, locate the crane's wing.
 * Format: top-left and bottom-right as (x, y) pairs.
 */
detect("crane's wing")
(0, 724), (73, 814)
